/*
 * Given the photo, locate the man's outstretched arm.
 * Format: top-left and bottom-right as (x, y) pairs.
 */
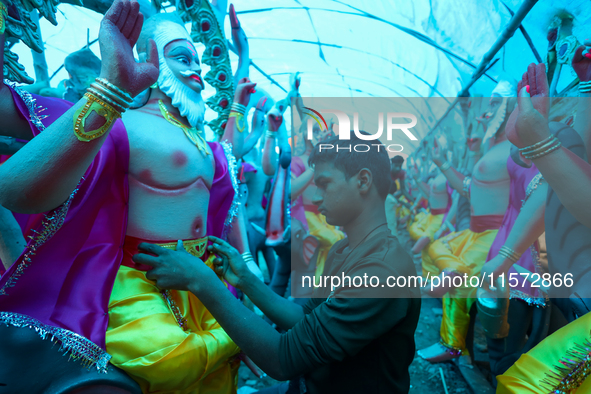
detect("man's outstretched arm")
(0, 0), (159, 214)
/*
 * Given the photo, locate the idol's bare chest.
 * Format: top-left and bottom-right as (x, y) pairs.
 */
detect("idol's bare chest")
(123, 112), (215, 190)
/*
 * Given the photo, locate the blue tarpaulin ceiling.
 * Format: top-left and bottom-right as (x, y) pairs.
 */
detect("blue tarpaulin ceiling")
(12, 0), (591, 145)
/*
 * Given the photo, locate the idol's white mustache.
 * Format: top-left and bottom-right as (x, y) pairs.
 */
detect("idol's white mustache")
(180, 70), (201, 78)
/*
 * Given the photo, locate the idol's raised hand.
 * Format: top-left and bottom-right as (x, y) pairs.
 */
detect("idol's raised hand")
(572, 39), (591, 82)
(98, 0), (159, 97)
(505, 63), (549, 149)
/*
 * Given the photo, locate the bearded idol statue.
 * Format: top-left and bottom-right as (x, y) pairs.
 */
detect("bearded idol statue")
(0, 1), (255, 392)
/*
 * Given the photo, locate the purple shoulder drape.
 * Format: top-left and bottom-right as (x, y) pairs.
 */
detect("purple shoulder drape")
(485, 156), (544, 303)
(0, 88), (237, 349)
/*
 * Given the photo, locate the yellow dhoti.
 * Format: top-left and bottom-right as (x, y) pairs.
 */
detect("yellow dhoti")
(428, 217), (501, 353)
(408, 211), (445, 277)
(305, 208), (345, 280)
(106, 237), (240, 394)
(497, 312), (591, 393)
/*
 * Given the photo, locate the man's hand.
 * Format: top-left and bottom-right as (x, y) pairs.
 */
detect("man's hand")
(506, 63), (550, 149)
(234, 77), (256, 106)
(572, 39), (591, 82)
(98, 0), (159, 97)
(208, 236), (253, 289)
(133, 241), (217, 291)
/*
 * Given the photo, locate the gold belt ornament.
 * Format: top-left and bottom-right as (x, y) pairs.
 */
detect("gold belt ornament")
(153, 237), (207, 258)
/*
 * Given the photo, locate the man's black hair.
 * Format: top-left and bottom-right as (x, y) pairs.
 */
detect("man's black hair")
(391, 155), (405, 165)
(308, 132), (392, 199)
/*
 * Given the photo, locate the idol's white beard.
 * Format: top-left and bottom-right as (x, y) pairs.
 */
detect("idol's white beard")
(482, 99), (507, 145)
(158, 61), (205, 129)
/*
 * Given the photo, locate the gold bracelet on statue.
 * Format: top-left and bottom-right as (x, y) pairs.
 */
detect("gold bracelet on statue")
(468, 150), (479, 157)
(0, 2), (7, 35)
(86, 86), (126, 113)
(498, 246), (521, 264)
(439, 161), (451, 172)
(73, 92), (121, 142)
(95, 78), (133, 104)
(580, 81), (591, 94)
(519, 136), (561, 160)
(241, 252), (255, 264)
(90, 82), (131, 110)
(265, 130), (277, 140)
(230, 102), (246, 116)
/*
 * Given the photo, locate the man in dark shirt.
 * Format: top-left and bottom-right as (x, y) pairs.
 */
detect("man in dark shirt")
(135, 134), (421, 393)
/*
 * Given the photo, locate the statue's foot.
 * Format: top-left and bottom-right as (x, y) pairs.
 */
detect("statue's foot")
(417, 342), (462, 363)
(411, 236), (430, 254)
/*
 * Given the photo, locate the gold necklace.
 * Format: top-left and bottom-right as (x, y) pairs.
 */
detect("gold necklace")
(158, 100), (209, 155)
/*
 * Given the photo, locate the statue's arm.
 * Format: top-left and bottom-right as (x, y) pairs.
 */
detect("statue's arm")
(0, 0), (158, 214)
(0, 205), (25, 271)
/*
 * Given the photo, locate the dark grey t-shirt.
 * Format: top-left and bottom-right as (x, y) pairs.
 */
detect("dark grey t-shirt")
(279, 228), (420, 393)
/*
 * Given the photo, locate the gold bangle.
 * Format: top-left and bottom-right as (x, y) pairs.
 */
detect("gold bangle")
(241, 252), (255, 264)
(90, 82), (131, 110)
(86, 86), (126, 113)
(95, 78), (132, 104)
(440, 161), (451, 172)
(0, 2), (6, 35)
(230, 102), (247, 116)
(265, 130), (277, 139)
(499, 246), (520, 263)
(73, 92), (121, 142)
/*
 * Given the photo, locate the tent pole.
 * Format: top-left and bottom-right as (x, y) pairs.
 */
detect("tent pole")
(425, 0), (539, 138)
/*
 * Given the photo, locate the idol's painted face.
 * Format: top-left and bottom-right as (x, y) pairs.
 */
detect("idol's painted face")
(483, 96), (503, 123)
(311, 162), (359, 226)
(163, 39), (203, 94)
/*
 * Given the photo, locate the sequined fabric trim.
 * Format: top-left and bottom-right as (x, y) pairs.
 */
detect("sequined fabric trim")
(4, 79), (47, 132)
(220, 140), (240, 238)
(509, 289), (547, 308)
(161, 290), (189, 331)
(540, 337), (591, 394)
(0, 179), (83, 295)
(0, 312), (111, 372)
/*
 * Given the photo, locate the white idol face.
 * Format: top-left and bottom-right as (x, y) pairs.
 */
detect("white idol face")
(163, 39), (204, 95)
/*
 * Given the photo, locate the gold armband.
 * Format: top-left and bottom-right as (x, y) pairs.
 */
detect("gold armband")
(73, 92), (121, 142)
(498, 245), (521, 263)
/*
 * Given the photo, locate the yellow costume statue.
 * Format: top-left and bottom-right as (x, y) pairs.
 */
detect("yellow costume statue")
(497, 311), (591, 393)
(106, 236), (240, 393)
(427, 216), (502, 354)
(408, 210), (446, 277)
(304, 206), (345, 280)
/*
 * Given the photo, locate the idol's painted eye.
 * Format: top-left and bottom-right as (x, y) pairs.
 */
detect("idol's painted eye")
(176, 56), (190, 65)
